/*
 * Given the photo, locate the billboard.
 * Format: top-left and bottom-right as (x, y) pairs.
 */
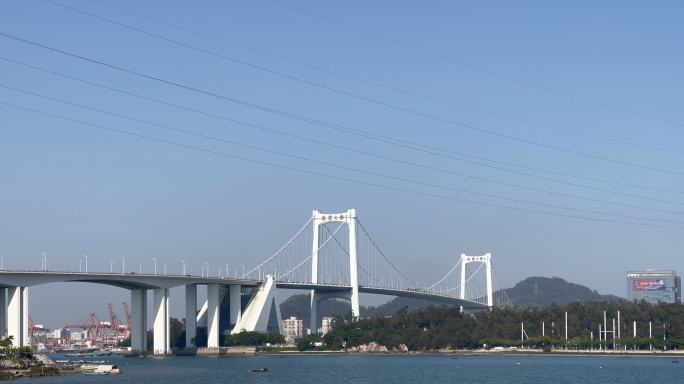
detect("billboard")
(632, 279), (666, 291)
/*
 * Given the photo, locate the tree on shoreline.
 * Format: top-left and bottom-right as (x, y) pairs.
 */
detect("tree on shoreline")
(321, 300), (684, 351)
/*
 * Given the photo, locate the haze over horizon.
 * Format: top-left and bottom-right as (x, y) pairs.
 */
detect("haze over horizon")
(2, 0), (683, 330)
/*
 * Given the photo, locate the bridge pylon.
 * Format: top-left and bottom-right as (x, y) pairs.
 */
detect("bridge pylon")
(310, 208), (359, 333)
(459, 253), (493, 307)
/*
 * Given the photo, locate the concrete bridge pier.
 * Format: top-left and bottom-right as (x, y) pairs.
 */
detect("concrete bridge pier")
(153, 288), (170, 355)
(229, 284), (241, 327)
(185, 284), (197, 348)
(7, 287), (27, 347)
(130, 289), (148, 354)
(206, 284), (220, 348)
(0, 287), (6, 339)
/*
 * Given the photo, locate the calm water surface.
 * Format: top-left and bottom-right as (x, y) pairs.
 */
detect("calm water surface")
(42, 354), (681, 383)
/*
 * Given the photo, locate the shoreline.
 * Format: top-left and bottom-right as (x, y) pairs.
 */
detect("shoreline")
(257, 349), (684, 358)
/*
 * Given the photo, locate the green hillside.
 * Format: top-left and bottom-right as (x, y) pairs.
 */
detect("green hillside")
(504, 276), (623, 307)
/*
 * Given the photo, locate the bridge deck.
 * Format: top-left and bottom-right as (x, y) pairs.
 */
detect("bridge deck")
(276, 282), (489, 309)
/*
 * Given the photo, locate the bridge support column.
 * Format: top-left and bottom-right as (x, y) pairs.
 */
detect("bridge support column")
(22, 288), (28, 347)
(7, 287), (26, 347)
(153, 288), (170, 355)
(229, 285), (241, 328)
(310, 290), (318, 333)
(348, 208), (360, 319)
(131, 289), (148, 355)
(485, 253), (493, 307)
(0, 288), (5, 338)
(206, 284), (220, 348)
(185, 284), (197, 348)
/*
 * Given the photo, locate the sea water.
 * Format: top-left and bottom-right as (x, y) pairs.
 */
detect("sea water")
(42, 354), (681, 383)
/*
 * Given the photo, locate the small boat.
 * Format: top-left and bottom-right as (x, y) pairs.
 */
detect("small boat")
(83, 372), (109, 376)
(452, 357), (458, 359)
(251, 368), (268, 372)
(280, 356), (285, 358)
(673, 361), (679, 363)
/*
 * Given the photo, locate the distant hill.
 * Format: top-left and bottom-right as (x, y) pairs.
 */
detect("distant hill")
(503, 276), (623, 307)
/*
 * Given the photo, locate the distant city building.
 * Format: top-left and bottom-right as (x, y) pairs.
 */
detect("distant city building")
(282, 316), (303, 339)
(320, 317), (332, 334)
(626, 270), (681, 304)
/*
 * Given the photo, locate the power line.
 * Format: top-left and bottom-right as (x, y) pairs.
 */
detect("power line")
(86, 0), (684, 156)
(4, 84), (683, 219)
(2, 101), (682, 230)
(31, 4), (684, 176)
(3, 56), (684, 202)
(268, 0), (684, 129)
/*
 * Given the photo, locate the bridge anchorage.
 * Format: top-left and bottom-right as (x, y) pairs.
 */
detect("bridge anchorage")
(241, 208), (512, 332)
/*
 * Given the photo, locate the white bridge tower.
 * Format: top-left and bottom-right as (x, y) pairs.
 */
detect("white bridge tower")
(310, 208), (359, 333)
(459, 253), (494, 307)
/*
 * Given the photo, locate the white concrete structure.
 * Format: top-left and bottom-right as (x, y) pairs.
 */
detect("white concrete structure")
(232, 276), (282, 334)
(310, 209), (359, 334)
(459, 253), (494, 307)
(153, 288), (170, 355)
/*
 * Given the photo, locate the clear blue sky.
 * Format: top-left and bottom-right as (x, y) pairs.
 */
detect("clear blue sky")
(1, 0), (683, 329)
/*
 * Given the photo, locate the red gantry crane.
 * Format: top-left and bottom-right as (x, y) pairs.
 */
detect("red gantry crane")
(65, 313), (109, 347)
(28, 316), (49, 348)
(107, 303), (128, 346)
(123, 302), (131, 339)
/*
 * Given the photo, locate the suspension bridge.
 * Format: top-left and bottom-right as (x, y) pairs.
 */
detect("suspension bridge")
(0, 208), (511, 355)
(241, 209), (512, 330)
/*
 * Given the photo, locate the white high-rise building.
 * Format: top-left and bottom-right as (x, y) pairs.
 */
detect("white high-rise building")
(282, 317), (303, 339)
(321, 317), (333, 335)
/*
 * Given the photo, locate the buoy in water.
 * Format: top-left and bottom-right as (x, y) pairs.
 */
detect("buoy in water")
(452, 357), (458, 360)
(673, 360), (679, 363)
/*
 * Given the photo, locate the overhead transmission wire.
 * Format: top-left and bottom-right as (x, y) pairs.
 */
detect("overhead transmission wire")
(85, 0), (684, 156)
(268, 0), (684, 130)
(29, 4), (684, 177)
(9, 79), (680, 224)
(4, 84), (684, 220)
(4, 106), (682, 235)
(3, 50), (684, 198)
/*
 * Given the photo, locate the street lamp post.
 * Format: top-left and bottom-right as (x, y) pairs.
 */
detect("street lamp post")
(110, 261), (115, 273)
(83, 255), (88, 273)
(152, 258), (157, 276)
(240, 265), (244, 278)
(218, 267), (222, 278)
(42, 253), (47, 271)
(205, 262), (209, 278)
(139, 262), (143, 274)
(235, 269), (239, 278)
(224, 263), (229, 278)
(180, 260), (186, 275)
(164, 264), (167, 276)
(79, 259), (83, 273)
(202, 266), (205, 277)
(121, 257), (125, 275)
(1, 256), (5, 270)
